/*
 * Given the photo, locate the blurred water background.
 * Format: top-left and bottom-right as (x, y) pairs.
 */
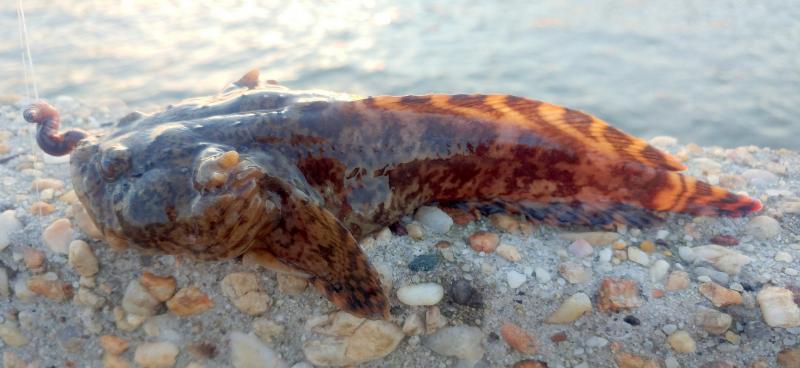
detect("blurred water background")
(1, 1), (798, 149)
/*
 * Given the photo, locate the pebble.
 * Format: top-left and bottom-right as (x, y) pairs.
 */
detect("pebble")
(742, 168), (778, 187)
(639, 240), (656, 253)
(775, 251), (794, 263)
(559, 262), (591, 284)
(139, 272), (177, 302)
(230, 332), (287, 368)
(75, 287), (105, 309)
(0, 267), (8, 298)
(689, 158), (722, 175)
(449, 279), (483, 308)
(695, 307), (732, 334)
(99, 335), (130, 355)
(678, 246), (696, 262)
(757, 286), (800, 328)
(424, 326), (485, 367)
(68, 240), (99, 277)
(568, 239), (593, 258)
(649, 260), (670, 283)
(490, 213), (521, 234)
(546, 293), (592, 324)
(506, 270), (527, 289)
(408, 253), (440, 272)
(27, 273), (72, 301)
(496, 243), (522, 262)
(167, 286), (214, 316)
(402, 313), (425, 336)
(534, 267), (552, 283)
(304, 313), (404, 366)
(666, 271), (690, 291)
(778, 345), (800, 368)
(627, 247), (650, 266)
(406, 223), (424, 240)
(23, 247), (45, 271)
(596, 278), (643, 312)
(500, 322), (537, 354)
(695, 266), (730, 285)
(710, 235), (739, 246)
(71, 203), (103, 240)
(612, 350), (661, 368)
(662, 324), (678, 334)
(397, 283), (444, 306)
(31, 178), (64, 191)
(513, 360), (549, 368)
(29, 201), (55, 216)
(692, 245), (751, 275)
(667, 331), (696, 353)
(468, 231), (499, 253)
(42, 218), (73, 254)
(0, 210), (22, 251)
(113, 306), (147, 331)
(745, 216), (782, 240)
(221, 272), (271, 315)
(425, 306), (448, 334)
(0, 321), (28, 347)
(698, 282), (742, 307)
(134, 341), (179, 368)
(121, 279), (161, 316)
(560, 231), (619, 246)
(414, 206), (453, 234)
(276, 273), (308, 295)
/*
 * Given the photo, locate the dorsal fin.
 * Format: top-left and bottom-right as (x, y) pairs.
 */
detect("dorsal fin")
(359, 94), (687, 171)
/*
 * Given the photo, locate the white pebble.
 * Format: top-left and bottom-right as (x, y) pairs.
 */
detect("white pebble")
(650, 260), (670, 283)
(506, 270), (526, 289)
(598, 248), (613, 263)
(627, 247), (650, 266)
(230, 331), (287, 368)
(692, 245), (752, 275)
(496, 243), (522, 262)
(396, 283), (444, 306)
(424, 326), (484, 367)
(745, 216), (782, 240)
(678, 246), (696, 262)
(775, 251), (794, 263)
(0, 210), (22, 251)
(134, 341), (179, 368)
(656, 230), (670, 240)
(568, 239), (593, 258)
(585, 336), (608, 348)
(534, 267), (551, 283)
(414, 206), (453, 234)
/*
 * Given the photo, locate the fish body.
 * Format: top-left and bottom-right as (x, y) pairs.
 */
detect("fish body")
(24, 71), (762, 319)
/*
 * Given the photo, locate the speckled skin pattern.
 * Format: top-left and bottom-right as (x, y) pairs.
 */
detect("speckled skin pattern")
(23, 72), (762, 319)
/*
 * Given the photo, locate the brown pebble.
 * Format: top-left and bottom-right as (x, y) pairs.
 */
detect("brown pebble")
(613, 351), (660, 368)
(500, 322), (537, 354)
(435, 241), (451, 249)
(710, 235), (739, 246)
(651, 289), (664, 299)
(596, 277), (643, 313)
(490, 213), (521, 234)
(550, 331), (567, 343)
(23, 247), (46, 271)
(27, 275), (73, 301)
(139, 272), (177, 302)
(639, 240), (656, 253)
(187, 341), (218, 359)
(442, 207), (477, 225)
(468, 231), (499, 253)
(513, 360), (549, 368)
(99, 335), (130, 355)
(31, 178), (64, 191)
(777, 345), (800, 368)
(167, 286), (214, 316)
(698, 282), (742, 307)
(30, 201), (56, 216)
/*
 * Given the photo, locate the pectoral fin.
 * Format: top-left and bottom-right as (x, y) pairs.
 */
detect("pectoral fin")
(259, 193), (389, 319)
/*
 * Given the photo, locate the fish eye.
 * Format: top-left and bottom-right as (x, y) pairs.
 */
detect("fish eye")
(98, 145), (131, 181)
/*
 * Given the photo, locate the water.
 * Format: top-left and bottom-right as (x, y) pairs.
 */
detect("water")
(2, 0), (799, 149)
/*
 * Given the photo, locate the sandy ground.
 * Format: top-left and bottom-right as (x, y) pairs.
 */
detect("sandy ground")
(0, 96), (799, 368)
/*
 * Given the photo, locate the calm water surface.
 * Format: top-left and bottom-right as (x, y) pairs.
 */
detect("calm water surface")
(1, 1), (798, 148)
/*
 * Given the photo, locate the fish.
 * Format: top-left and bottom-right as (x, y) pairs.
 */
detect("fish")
(23, 70), (762, 319)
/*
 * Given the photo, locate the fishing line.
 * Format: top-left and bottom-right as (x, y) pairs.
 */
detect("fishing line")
(17, 0), (42, 202)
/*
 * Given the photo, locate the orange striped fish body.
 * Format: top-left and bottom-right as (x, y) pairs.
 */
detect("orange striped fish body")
(26, 72), (761, 320)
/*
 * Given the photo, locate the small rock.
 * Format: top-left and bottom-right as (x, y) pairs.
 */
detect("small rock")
(506, 270), (527, 289)
(68, 240), (99, 277)
(568, 238), (593, 258)
(0, 321), (28, 347)
(122, 279), (161, 316)
(639, 240), (656, 253)
(695, 266), (730, 285)
(513, 360), (549, 368)
(649, 260), (670, 283)
(742, 168), (778, 186)
(469, 231), (499, 253)
(397, 283), (444, 306)
(167, 286), (214, 316)
(134, 341), (179, 368)
(23, 247), (46, 271)
(613, 350), (661, 368)
(775, 251), (794, 263)
(425, 306), (448, 334)
(534, 267), (551, 283)
(402, 313), (425, 336)
(449, 279), (483, 308)
(496, 243), (522, 262)
(778, 345), (800, 368)
(666, 270), (690, 291)
(667, 331), (696, 353)
(408, 253), (440, 272)
(276, 273), (308, 295)
(139, 272), (177, 302)
(689, 158), (722, 176)
(31, 178), (64, 191)
(99, 335), (130, 355)
(29, 201), (56, 216)
(627, 247), (650, 266)
(113, 306), (147, 331)
(560, 231), (619, 245)
(42, 218), (73, 254)
(695, 307), (732, 334)
(71, 203), (103, 240)
(414, 206), (453, 234)
(0, 267), (8, 298)
(406, 223), (424, 240)
(757, 286), (800, 328)
(0, 210), (22, 251)
(230, 331), (287, 368)
(221, 272), (271, 315)
(559, 262), (591, 284)
(678, 246), (696, 262)
(500, 323), (537, 354)
(304, 315), (404, 366)
(745, 216), (782, 240)
(75, 287), (105, 309)
(252, 318), (285, 343)
(710, 235), (739, 246)
(27, 274), (72, 301)
(698, 282), (742, 307)
(546, 293), (592, 324)
(596, 278), (643, 313)
(490, 213), (521, 234)
(692, 245), (751, 275)
(424, 326), (484, 367)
